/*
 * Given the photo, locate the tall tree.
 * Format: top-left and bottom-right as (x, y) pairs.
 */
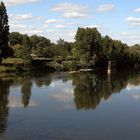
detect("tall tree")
(22, 35), (32, 67)
(75, 27), (101, 62)
(0, 2), (11, 63)
(10, 32), (23, 46)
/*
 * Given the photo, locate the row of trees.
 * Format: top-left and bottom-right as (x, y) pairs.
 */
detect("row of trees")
(10, 28), (140, 69)
(75, 28), (140, 68)
(10, 32), (73, 60)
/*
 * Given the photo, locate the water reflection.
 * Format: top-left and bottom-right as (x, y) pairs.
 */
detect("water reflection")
(72, 72), (130, 110)
(0, 71), (140, 136)
(0, 79), (12, 134)
(21, 77), (32, 107)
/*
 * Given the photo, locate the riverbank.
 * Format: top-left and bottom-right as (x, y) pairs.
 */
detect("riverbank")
(0, 57), (138, 74)
(0, 58), (92, 73)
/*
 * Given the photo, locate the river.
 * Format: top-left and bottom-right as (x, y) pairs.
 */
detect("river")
(0, 71), (140, 140)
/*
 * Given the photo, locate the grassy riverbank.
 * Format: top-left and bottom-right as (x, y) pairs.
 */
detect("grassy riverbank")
(0, 58), (90, 73)
(0, 58), (23, 73)
(0, 57), (137, 74)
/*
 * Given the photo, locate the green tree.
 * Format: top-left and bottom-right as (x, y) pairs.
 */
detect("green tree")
(30, 35), (51, 57)
(56, 39), (73, 59)
(0, 2), (12, 63)
(13, 44), (24, 58)
(10, 32), (23, 46)
(75, 27), (101, 62)
(22, 35), (32, 67)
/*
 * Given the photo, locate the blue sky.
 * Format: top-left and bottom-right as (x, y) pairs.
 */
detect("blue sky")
(2, 0), (140, 45)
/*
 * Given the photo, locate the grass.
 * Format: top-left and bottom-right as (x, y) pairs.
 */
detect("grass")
(0, 65), (16, 72)
(2, 58), (24, 64)
(0, 58), (23, 73)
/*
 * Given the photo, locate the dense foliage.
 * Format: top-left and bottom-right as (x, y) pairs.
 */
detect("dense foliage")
(10, 27), (140, 70)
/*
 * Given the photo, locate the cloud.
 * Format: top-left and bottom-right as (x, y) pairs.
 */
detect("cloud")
(114, 32), (140, 46)
(55, 24), (65, 28)
(52, 2), (87, 13)
(63, 12), (87, 18)
(83, 24), (101, 29)
(121, 32), (140, 40)
(10, 22), (44, 36)
(3, 0), (41, 6)
(81, 24), (105, 33)
(28, 29), (43, 34)
(69, 32), (76, 37)
(46, 29), (55, 33)
(10, 13), (33, 20)
(10, 23), (28, 30)
(45, 18), (59, 24)
(51, 2), (88, 18)
(134, 8), (140, 13)
(96, 4), (114, 12)
(65, 22), (75, 26)
(126, 16), (140, 25)
(36, 16), (45, 21)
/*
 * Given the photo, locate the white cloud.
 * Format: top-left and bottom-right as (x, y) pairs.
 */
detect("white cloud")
(52, 2), (87, 13)
(10, 23), (28, 30)
(114, 32), (140, 45)
(10, 22), (44, 36)
(10, 13), (33, 20)
(69, 32), (76, 37)
(121, 32), (140, 39)
(52, 3), (88, 18)
(36, 16), (45, 21)
(126, 16), (140, 25)
(96, 4), (114, 12)
(3, 0), (41, 6)
(55, 24), (65, 28)
(45, 18), (59, 24)
(28, 29), (43, 34)
(84, 24), (101, 29)
(134, 8), (140, 13)
(63, 12), (87, 18)
(81, 24), (105, 33)
(66, 22), (75, 26)
(46, 29), (55, 33)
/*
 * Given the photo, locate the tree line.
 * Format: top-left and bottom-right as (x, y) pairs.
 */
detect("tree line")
(10, 28), (140, 70)
(0, 1), (140, 70)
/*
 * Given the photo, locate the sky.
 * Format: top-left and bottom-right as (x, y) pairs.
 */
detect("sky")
(2, 0), (140, 45)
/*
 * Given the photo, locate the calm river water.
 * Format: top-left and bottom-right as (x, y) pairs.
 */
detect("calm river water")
(0, 71), (140, 140)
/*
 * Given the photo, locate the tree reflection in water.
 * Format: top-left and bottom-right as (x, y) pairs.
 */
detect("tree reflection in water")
(0, 79), (13, 134)
(21, 78), (32, 108)
(72, 71), (140, 110)
(0, 75), (33, 134)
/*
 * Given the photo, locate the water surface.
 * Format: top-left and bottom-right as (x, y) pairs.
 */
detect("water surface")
(0, 71), (140, 140)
